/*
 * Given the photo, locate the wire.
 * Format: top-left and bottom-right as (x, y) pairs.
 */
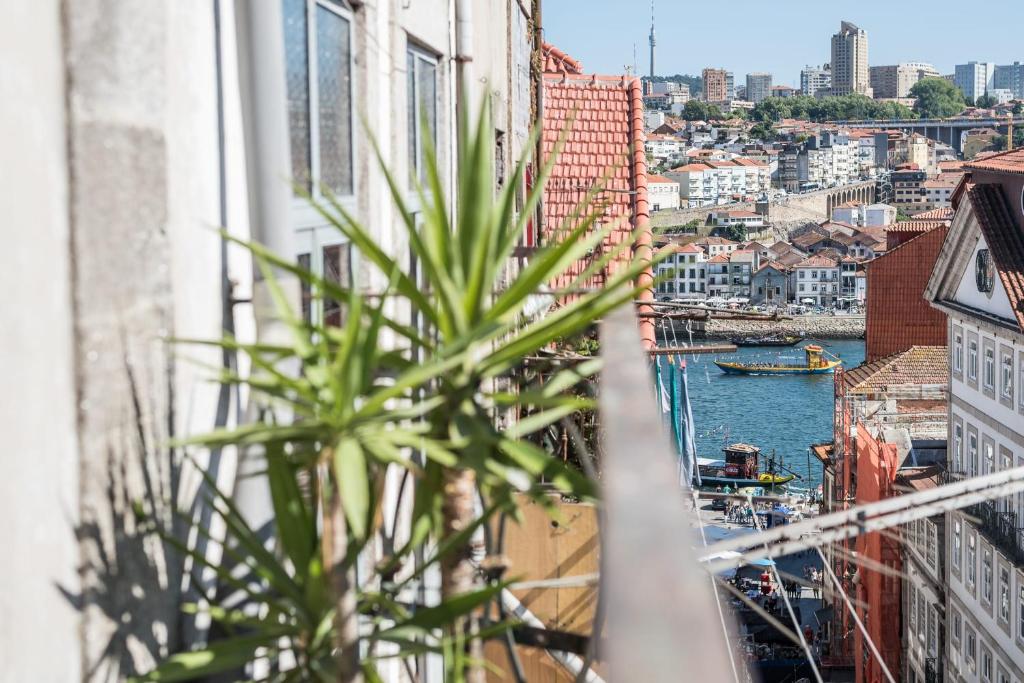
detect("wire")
(748, 493), (823, 683)
(816, 546), (896, 683)
(691, 491), (741, 683)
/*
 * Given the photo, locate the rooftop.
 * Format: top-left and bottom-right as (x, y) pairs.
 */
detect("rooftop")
(964, 148), (1024, 175)
(794, 254), (839, 268)
(967, 183), (1024, 329)
(842, 346), (949, 393)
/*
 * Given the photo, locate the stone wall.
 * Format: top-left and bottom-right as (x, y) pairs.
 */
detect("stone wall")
(650, 181), (877, 236)
(704, 315), (866, 339)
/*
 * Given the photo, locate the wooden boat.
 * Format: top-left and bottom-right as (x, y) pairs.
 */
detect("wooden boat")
(696, 444), (799, 489)
(729, 334), (803, 347)
(714, 344), (841, 375)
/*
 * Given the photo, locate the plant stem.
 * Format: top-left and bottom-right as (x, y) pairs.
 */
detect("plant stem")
(323, 462), (363, 683)
(441, 466), (485, 683)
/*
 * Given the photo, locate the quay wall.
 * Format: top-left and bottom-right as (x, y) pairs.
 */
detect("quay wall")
(704, 315), (866, 340)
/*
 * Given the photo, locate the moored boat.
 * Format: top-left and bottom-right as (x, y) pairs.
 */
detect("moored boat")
(729, 334), (804, 347)
(696, 443), (799, 489)
(714, 344), (841, 375)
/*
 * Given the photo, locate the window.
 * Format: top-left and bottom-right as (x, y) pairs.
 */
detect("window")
(909, 586), (917, 629)
(926, 523), (936, 568)
(799, 270), (805, 279)
(927, 607), (937, 657)
(954, 333), (963, 373)
(283, 0), (355, 196)
(985, 347), (995, 389)
(321, 243), (351, 326)
(1019, 584), (1024, 640)
(953, 520), (962, 572)
(970, 432), (979, 477)
(982, 649), (992, 682)
(1002, 352), (1014, 401)
(983, 547), (993, 604)
(970, 340), (979, 380)
(984, 441), (994, 477)
(1000, 566), (1010, 623)
(954, 423), (963, 472)
(966, 629), (976, 668)
(952, 610), (962, 646)
(968, 534), (977, 589)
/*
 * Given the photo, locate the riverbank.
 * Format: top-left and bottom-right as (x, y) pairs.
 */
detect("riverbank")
(704, 315), (865, 340)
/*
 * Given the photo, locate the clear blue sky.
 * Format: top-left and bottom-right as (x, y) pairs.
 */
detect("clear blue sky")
(543, 1), (1024, 87)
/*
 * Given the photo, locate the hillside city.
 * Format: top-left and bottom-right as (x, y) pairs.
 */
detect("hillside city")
(7, 3), (1024, 683)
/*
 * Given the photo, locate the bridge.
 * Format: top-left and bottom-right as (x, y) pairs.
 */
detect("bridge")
(829, 116), (1024, 154)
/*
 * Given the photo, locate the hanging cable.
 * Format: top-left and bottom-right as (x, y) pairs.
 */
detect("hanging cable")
(748, 493), (824, 683)
(691, 491), (741, 683)
(816, 546), (896, 683)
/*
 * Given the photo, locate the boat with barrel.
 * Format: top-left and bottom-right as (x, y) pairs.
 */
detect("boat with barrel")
(729, 334), (804, 347)
(714, 344), (841, 375)
(696, 443), (798, 489)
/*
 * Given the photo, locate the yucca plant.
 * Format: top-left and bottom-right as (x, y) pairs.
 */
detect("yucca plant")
(136, 93), (664, 682)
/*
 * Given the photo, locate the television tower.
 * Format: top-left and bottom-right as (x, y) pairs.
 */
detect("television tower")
(648, 1), (656, 78)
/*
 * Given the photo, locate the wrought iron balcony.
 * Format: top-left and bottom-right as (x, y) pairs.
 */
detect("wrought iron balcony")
(964, 500), (1024, 566)
(925, 657), (942, 683)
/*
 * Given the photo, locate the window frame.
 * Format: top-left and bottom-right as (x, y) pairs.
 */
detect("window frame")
(406, 42), (440, 188)
(969, 337), (979, 383)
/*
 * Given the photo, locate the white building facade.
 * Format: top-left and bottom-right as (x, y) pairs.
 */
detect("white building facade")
(927, 153), (1024, 683)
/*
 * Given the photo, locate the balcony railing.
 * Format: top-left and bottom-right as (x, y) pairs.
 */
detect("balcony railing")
(925, 657), (942, 683)
(965, 500), (1024, 566)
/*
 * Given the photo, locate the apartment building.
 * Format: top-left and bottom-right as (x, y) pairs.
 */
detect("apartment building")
(892, 165), (931, 214)
(655, 242), (707, 300)
(664, 157), (770, 207)
(3, 0), (538, 678)
(955, 62), (997, 103)
(869, 63), (940, 99)
(745, 72), (773, 104)
(994, 62), (1024, 100)
(801, 64), (832, 97)
(648, 175), (681, 211)
(831, 21), (872, 97)
(703, 67), (730, 103)
(782, 132), (860, 192)
(792, 254), (841, 307)
(926, 148), (1024, 683)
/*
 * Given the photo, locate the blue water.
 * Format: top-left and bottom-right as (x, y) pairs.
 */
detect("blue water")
(679, 339), (865, 489)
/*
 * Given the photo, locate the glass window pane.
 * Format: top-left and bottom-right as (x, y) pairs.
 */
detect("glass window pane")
(283, 0), (312, 191)
(322, 243), (351, 327)
(298, 253), (312, 323)
(317, 6), (353, 195)
(407, 51), (417, 182)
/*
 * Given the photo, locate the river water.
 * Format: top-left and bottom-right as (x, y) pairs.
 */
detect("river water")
(679, 339), (865, 490)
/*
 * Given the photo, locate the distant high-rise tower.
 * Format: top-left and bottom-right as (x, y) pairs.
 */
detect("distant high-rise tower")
(649, 1), (656, 78)
(831, 21), (871, 97)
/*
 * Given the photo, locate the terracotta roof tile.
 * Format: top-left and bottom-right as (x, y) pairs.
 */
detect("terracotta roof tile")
(541, 42), (583, 75)
(911, 207), (954, 220)
(794, 254), (839, 268)
(647, 175), (678, 183)
(842, 346), (948, 392)
(967, 184), (1024, 329)
(541, 67), (646, 291)
(964, 148), (1024, 175)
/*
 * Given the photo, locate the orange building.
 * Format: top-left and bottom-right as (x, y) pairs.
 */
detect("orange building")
(820, 347), (947, 681)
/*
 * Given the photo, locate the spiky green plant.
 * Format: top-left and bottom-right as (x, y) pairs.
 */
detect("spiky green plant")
(135, 94), (663, 682)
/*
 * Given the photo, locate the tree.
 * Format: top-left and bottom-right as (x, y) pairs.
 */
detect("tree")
(681, 99), (710, 121)
(991, 128), (1024, 151)
(717, 223), (747, 242)
(749, 122), (776, 142)
(1013, 101), (1024, 116)
(975, 93), (998, 109)
(910, 77), (967, 118)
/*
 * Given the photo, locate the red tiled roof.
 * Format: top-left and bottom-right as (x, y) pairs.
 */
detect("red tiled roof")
(866, 225), (949, 361)
(647, 175), (678, 184)
(794, 254), (839, 268)
(677, 243), (704, 253)
(967, 184), (1024, 329)
(697, 236), (738, 245)
(964, 148), (1024, 175)
(757, 260), (789, 273)
(911, 207), (954, 220)
(669, 163), (712, 173)
(541, 42), (582, 75)
(842, 346), (948, 392)
(542, 68), (648, 292)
